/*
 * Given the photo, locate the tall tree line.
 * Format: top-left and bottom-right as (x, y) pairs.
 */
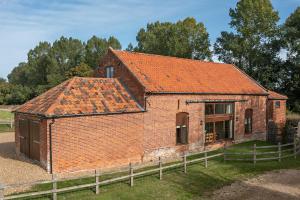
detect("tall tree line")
(1, 0), (299, 112)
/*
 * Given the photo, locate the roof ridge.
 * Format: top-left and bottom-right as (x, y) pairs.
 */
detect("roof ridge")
(112, 49), (229, 66)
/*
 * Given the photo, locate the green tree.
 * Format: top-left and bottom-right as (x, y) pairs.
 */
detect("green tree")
(135, 17), (212, 60)
(85, 36), (121, 68)
(214, 0), (281, 89)
(281, 7), (300, 112)
(65, 63), (93, 78)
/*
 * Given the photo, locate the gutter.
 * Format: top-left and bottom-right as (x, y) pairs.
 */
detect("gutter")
(49, 118), (55, 174)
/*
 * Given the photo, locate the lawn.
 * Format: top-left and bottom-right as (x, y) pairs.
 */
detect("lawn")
(13, 140), (300, 200)
(0, 110), (14, 132)
(0, 109), (13, 120)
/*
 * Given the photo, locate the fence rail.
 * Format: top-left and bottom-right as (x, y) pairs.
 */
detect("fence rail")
(1, 138), (300, 200)
(0, 118), (14, 128)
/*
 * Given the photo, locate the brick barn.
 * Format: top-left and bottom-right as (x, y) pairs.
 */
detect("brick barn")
(14, 48), (287, 173)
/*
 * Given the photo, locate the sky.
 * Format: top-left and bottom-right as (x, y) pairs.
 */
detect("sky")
(0, 0), (299, 79)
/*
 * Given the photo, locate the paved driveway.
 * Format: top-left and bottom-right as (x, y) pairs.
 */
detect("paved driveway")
(0, 132), (51, 193)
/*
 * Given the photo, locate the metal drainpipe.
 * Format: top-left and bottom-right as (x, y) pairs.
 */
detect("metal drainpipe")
(49, 118), (55, 174)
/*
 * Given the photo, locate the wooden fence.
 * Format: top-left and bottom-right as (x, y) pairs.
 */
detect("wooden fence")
(0, 118), (14, 129)
(1, 138), (299, 200)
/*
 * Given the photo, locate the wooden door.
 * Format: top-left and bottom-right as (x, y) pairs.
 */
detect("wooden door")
(19, 119), (30, 156)
(29, 121), (40, 161)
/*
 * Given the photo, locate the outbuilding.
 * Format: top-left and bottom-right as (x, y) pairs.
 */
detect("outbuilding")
(14, 48), (287, 173)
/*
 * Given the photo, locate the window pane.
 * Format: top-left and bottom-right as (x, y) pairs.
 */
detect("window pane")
(215, 104), (225, 114)
(225, 104), (233, 114)
(205, 104), (214, 115)
(275, 101), (280, 108)
(205, 122), (214, 133)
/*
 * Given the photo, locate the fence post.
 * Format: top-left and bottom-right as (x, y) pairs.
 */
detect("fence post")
(10, 117), (13, 129)
(223, 143), (227, 162)
(183, 153), (187, 173)
(278, 142), (281, 162)
(159, 157), (162, 180)
(129, 163), (134, 187)
(95, 170), (100, 194)
(253, 143), (256, 166)
(0, 183), (4, 200)
(52, 174), (57, 200)
(294, 135), (297, 159)
(204, 151), (208, 168)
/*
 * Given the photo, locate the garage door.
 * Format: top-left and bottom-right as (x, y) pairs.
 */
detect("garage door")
(19, 119), (40, 161)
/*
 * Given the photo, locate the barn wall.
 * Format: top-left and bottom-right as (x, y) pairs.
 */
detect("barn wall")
(267, 99), (287, 133)
(142, 94), (268, 161)
(14, 113), (48, 169)
(49, 113), (144, 173)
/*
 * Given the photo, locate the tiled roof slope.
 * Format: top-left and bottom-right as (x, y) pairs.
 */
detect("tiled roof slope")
(111, 49), (268, 95)
(268, 90), (288, 100)
(15, 77), (143, 117)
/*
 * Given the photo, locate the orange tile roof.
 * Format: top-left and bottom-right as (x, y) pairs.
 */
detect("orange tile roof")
(15, 77), (143, 117)
(268, 90), (288, 100)
(111, 49), (268, 95)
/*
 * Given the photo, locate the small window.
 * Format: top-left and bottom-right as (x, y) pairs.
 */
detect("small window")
(176, 112), (189, 144)
(275, 101), (280, 108)
(105, 66), (114, 78)
(245, 109), (253, 134)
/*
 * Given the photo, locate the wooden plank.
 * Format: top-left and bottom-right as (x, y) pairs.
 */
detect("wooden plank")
(256, 157), (279, 161)
(256, 145), (277, 149)
(95, 170), (100, 194)
(281, 143), (294, 147)
(204, 151), (208, 168)
(129, 163), (133, 187)
(183, 154), (187, 173)
(253, 143), (256, 166)
(278, 142), (281, 162)
(0, 183), (4, 200)
(159, 157), (162, 180)
(52, 174), (57, 200)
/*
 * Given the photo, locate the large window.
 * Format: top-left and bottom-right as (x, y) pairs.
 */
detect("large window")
(205, 103), (233, 115)
(105, 66), (114, 78)
(176, 112), (189, 144)
(245, 109), (253, 134)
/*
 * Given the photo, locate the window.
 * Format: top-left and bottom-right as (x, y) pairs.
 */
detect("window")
(225, 104), (233, 114)
(245, 109), (253, 134)
(205, 103), (234, 116)
(215, 104), (225, 114)
(105, 66), (114, 78)
(275, 101), (280, 108)
(205, 104), (214, 115)
(176, 112), (189, 144)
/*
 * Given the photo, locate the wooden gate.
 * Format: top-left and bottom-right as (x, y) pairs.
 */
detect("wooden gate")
(19, 119), (40, 161)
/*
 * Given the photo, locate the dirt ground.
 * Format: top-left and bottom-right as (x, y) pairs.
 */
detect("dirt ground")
(212, 169), (300, 200)
(0, 132), (51, 194)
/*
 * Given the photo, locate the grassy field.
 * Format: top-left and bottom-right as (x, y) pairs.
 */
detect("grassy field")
(12, 141), (300, 200)
(0, 109), (14, 132)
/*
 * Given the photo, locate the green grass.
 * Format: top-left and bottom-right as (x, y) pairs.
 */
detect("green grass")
(0, 109), (13, 120)
(0, 110), (14, 132)
(12, 141), (300, 200)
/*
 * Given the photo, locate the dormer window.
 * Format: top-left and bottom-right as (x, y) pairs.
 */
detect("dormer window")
(106, 66), (114, 78)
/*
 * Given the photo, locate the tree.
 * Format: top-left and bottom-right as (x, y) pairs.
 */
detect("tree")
(135, 17), (212, 60)
(214, 0), (281, 89)
(85, 36), (121, 68)
(65, 63), (93, 78)
(281, 7), (300, 112)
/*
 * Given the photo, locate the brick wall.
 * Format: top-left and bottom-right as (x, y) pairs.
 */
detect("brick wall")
(142, 94), (267, 161)
(97, 50), (145, 107)
(267, 99), (287, 133)
(49, 113), (144, 173)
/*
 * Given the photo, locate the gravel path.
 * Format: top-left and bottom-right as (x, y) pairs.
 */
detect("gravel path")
(212, 169), (300, 200)
(0, 132), (51, 194)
